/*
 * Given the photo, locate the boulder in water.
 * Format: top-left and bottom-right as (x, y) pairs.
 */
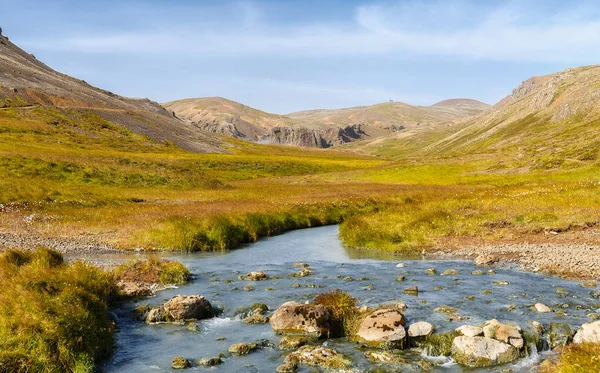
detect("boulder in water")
(408, 321), (434, 346)
(238, 270), (269, 281)
(146, 295), (214, 323)
(270, 301), (333, 338)
(451, 336), (519, 367)
(278, 336), (308, 350)
(573, 321), (600, 344)
(548, 322), (574, 348)
(284, 345), (352, 370)
(356, 308), (407, 349)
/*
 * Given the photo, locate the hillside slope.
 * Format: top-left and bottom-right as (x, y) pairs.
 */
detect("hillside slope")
(0, 33), (223, 153)
(421, 65), (600, 168)
(345, 66), (600, 167)
(164, 97), (489, 148)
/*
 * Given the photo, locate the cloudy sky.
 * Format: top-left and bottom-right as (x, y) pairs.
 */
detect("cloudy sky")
(2, 0), (600, 113)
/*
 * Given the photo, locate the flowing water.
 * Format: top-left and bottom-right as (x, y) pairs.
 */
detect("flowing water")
(103, 225), (599, 372)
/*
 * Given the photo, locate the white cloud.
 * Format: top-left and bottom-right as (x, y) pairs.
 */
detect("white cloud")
(20, 1), (600, 63)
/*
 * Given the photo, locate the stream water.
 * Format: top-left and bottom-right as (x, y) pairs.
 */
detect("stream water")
(103, 225), (599, 372)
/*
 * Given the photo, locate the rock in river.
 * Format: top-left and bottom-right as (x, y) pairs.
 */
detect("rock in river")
(573, 321), (600, 344)
(408, 321), (434, 346)
(451, 336), (520, 367)
(146, 295), (214, 323)
(283, 345), (352, 370)
(356, 308), (407, 349)
(474, 255), (499, 266)
(238, 270), (269, 281)
(270, 301), (332, 338)
(533, 303), (552, 313)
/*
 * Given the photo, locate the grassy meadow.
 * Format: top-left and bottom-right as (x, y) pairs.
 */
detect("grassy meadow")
(1, 106), (599, 255)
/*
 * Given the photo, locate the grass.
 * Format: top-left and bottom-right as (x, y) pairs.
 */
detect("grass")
(312, 290), (359, 337)
(115, 257), (191, 285)
(0, 248), (118, 373)
(541, 343), (600, 373)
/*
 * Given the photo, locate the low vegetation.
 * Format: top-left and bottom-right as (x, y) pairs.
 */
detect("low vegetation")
(541, 343), (600, 373)
(312, 290), (360, 337)
(0, 248), (118, 373)
(115, 257), (191, 285)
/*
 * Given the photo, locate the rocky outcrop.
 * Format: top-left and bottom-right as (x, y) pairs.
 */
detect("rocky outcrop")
(451, 336), (520, 368)
(270, 301), (333, 338)
(573, 321), (600, 344)
(355, 308), (407, 349)
(146, 295), (214, 323)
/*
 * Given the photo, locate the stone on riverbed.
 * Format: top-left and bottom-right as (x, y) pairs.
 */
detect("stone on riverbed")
(238, 270), (269, 281)
(278, 336), (308, 350)
(548, 322), (574, 348)
(441, 269), (459, 276)
(270, 301), (333, 338)
(356, 308), (406, 349)
(533, 303), (552, 313)
(228, 339), (273, 356)
(451, 336), (519, 368)
(425, 268), (437, 275)
(573, 321), (600, 344)
(198, 357), (222, 366)
(146, 295), (214, 323)
(403, 286), (418, 295)
(364, 350), (406, 364)
(172, 357), (190, 369)
(284, 345), (352, 370)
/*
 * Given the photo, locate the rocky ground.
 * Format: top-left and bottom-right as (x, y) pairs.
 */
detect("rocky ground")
(432, 242), (600, 280)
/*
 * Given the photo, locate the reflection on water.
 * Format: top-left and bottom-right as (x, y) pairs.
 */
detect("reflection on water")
(103, 225), (597, 372)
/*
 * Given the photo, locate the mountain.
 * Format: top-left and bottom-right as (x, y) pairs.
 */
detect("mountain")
(164, 97), (489, 148)
(0, 32), (223, 153)
(345, 65), (600, 167)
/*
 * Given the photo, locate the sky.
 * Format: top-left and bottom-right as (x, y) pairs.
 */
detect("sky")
(2, 0), (600, 113)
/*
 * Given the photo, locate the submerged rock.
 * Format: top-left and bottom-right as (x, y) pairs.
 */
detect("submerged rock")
(198, 357), (222, 366)
(284, 345), (352, 370)
(573, 321), (600, 344)
(425, 268), (437, 275)
(356, 308), (406, 349)
(441, 269), (459, 276)
(238, 271), (269, 281)
(403, 286), (418, 295)
(146, 295), (214, 323)
(471, 270), (484, 275)
(270, 301), (333, 338)
(548, 322), (574, 348)
(242, 310), (269, 324)
(278, 336), (308, 350)
(172, 357), (190, 369)
(364, 350), (406, 364)
(451, 336), (519, 367)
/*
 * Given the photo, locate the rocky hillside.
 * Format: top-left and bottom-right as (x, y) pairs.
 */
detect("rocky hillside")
(164, 97), (489, 148)
(345, 65), (600, 167)
(0, 32), (223, 153)
(421, 65), (600, 167)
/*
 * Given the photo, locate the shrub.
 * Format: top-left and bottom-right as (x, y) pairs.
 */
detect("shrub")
(0, 248), (118, 373)
(313, 290), (359, 337)
(542, 342), (600, 373)
(115, 257), (190, 286)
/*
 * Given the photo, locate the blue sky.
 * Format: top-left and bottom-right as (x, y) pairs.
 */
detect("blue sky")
(2, 0), (600, 113)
